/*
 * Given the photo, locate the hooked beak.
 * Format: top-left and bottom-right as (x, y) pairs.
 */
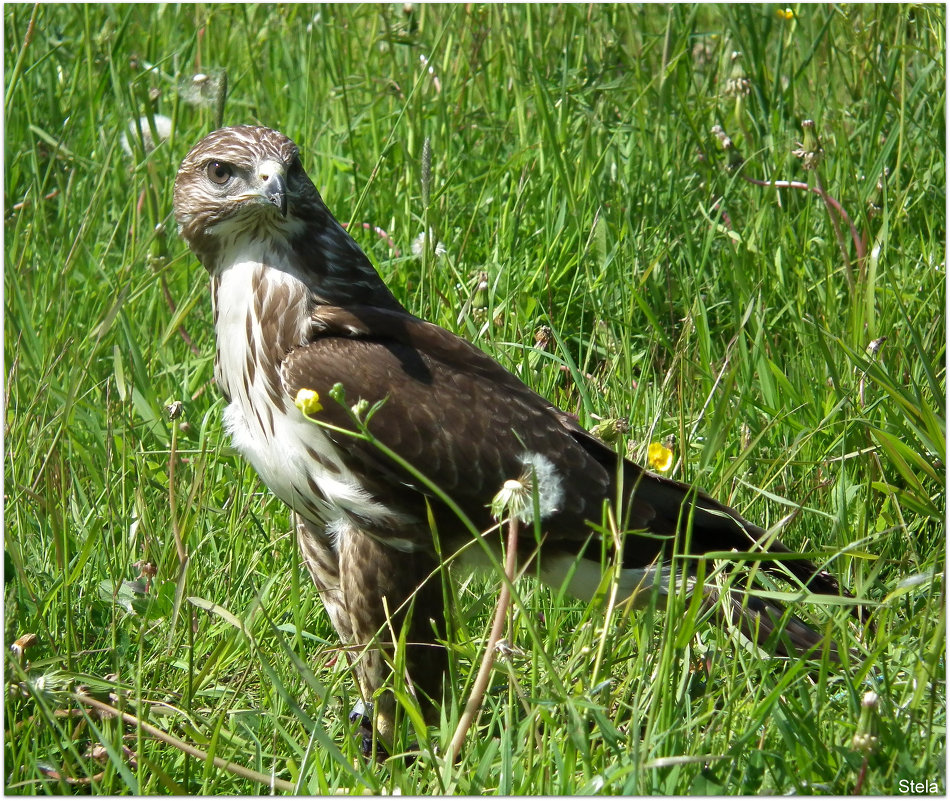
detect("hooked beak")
(260, 173), (288, 217)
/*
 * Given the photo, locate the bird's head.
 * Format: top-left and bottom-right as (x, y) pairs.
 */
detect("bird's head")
(174, 125), (404, 310)
(173, 125), (325, 269)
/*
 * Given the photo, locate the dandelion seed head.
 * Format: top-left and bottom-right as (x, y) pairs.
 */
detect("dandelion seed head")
(179, 69), (226, 108)
(491, 452), (564, 522)
(120, 114), (173, 158)
(411, 230), (447, 259)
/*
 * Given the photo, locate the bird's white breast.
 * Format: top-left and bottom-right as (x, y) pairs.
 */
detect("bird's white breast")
(212, 252), (400, 542)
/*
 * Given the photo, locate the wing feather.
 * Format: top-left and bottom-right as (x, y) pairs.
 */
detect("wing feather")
(279, 305), (843, 598)
(279, 306), (615, 542)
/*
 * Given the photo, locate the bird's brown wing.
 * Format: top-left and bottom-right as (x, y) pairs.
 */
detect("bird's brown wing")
(280, 305), (844, 599)
(279, 305), (619, 545)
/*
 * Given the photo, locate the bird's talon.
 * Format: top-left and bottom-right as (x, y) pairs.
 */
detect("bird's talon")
(348, 699), (373, 727)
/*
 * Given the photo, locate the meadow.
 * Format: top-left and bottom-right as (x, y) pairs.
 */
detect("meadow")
(4, 3), (945, 794)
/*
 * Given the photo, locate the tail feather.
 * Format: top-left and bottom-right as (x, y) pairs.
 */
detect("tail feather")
(557, 435), (858, 657)
(539, 551), (846, 661)
(707, 587), (841, 662)
(620, 462), (854, 609)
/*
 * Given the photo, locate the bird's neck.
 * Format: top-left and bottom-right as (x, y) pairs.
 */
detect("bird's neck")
(204, 213), (406, 311)
(210, 248), (313, 406)
(285, 213), (406, 311)
(206, 216), (406, 403)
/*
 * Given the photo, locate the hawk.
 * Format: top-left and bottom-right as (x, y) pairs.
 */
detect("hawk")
(173, 125), (850, 752)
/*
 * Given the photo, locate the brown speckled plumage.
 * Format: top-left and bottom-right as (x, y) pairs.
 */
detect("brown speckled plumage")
(173, 126), (854, 754)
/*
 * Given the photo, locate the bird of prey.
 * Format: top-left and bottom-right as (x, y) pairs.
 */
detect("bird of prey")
(173, 125), (849, 753)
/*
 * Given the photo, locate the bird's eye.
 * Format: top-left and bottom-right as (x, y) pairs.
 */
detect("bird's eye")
(206, 161), (233, 185)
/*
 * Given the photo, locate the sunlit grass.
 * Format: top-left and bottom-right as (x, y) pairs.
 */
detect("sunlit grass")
(4, 3), (944, 794)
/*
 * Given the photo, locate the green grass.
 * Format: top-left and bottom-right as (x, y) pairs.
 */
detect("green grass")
(4, 3), (945, 794)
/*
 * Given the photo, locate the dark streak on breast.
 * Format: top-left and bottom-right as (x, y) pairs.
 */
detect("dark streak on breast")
(305, 444), (339, 473)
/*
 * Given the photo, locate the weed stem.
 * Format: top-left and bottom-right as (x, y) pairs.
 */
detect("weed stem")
(448, 516), (519, 763)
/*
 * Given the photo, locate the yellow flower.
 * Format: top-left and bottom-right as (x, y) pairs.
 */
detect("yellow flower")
(294, 388), (323, 416)
(776, 7), (794, 20)
(647, 442), (673, 472)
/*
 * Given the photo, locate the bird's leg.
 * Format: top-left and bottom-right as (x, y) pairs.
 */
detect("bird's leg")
(296, 517), (383, 756)
(295, 516), (354, 645)
(346, 699), (389, 760)
(296, 518), (393, 755)
(335, 524), (448, 756)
